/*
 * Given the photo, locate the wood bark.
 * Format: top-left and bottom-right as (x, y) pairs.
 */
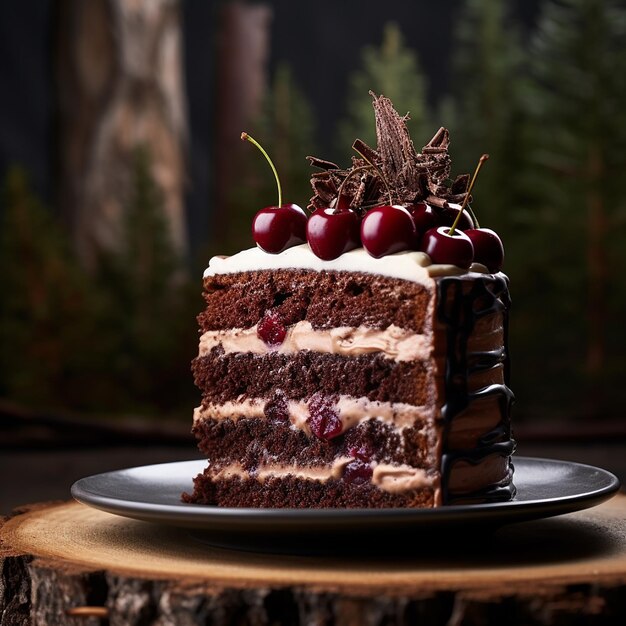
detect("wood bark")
(2, 498), (626, 625)
(55, 0), (188, 269)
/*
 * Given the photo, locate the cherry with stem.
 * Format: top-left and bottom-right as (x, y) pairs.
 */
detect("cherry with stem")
(353, 150), (416, 258)
(241, 132), (307, 254)
(455, 154), (505, 272)
(419, 155), (490, 268)
(448, 154), (489, 236)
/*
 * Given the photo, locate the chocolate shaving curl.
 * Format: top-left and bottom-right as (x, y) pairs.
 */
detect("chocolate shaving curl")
(352, 139), (380, 165)
(307, 156), (340, 171)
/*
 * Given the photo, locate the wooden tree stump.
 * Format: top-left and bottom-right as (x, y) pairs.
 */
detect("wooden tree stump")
(2, 496), (626, 625)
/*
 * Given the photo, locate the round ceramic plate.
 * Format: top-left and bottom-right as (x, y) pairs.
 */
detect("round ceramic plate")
(71, 456), (620, 550)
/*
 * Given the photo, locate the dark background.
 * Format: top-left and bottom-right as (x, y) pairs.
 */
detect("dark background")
(0, 0), (541, 254)
(1, 0), (624, 513)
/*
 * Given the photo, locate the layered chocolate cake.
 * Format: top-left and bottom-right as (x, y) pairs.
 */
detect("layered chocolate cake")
(184, 94), (515, 508)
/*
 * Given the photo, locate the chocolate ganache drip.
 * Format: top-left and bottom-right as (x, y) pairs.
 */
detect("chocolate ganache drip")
(437, 274), (516, 504)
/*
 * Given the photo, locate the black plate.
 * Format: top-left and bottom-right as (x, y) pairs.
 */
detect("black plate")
(71, 457), (619, 552)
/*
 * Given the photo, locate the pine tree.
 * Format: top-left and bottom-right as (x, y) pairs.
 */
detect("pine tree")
(0, 167), (92, 407)
(520, 0), (626, 417)
(337, 22), (429, 160)
(227, 63), (317, 253)
(0, 158), (198, 415)
(94, 146), (198, 412)
(445, 0), (526, 229)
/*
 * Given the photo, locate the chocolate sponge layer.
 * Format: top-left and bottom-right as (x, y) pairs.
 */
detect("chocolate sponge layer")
(192, 348), (435, 405)
(199, 269), (434, 332)
(183, 472), (436, 508)
(191, 416), (434, 470)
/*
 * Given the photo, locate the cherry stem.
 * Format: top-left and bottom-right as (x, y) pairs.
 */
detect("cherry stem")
(449, 154), (489, 236)
(336, 165), (374, 211)
(465, 205), (480, 229)
(241, 132), (282, 207)
(352, 147), (393, 206)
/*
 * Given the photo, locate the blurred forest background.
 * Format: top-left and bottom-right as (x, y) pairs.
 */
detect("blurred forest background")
(1, 0), (625, 428)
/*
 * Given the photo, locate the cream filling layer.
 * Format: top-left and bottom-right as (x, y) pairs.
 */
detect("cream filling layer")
(371, 463), (436, 493)
(198, 321), (431, 361)
(194, 395), (434, 434)
(209, 458), (436, 494)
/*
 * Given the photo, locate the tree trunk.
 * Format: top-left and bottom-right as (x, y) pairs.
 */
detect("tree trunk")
(55, 0), (188, 269)
(213, 1), (271, 246)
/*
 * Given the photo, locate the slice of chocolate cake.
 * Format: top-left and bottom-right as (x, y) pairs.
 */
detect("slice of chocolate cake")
(184, 93), (515, 508)
(184, 246), (514, 507)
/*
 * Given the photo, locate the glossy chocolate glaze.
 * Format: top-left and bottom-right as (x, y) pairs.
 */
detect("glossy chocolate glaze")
(436, 274), (516, 504)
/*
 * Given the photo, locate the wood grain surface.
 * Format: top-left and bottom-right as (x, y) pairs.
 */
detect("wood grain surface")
(2, 496), (626, 625)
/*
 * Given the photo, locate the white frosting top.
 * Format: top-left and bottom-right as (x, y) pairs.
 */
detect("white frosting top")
(204, 244), (486, 283)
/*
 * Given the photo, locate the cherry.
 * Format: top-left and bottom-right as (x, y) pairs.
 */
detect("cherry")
(406, 202), (438, 248)
(257, 311), (287, 346)
(465, 228), (504, 272)
(252, 204), (307, 254)
(420, 226), (474, 269)
(347, 148), (417, 258)
(306, 163), (373, 260)
(241, 132), (306, 254)
(420, 153), (494, 269)
(348, 442), (374, 462)
(307, 394), (343, 440)
(306, 208), (360, 260)
(343, 460), (373, 485)
(361, 205), (416, 258)
(439, 203), (475, 231)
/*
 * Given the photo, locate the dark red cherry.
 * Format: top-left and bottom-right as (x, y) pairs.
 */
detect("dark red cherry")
(465, 228), (504, 272)
(306, 208), (361, 260)
(252, 203), (307, 254)
(307, 394), (343, 440)
(343, 459), (373, 485)
(360, 205), (416, 258)
(257, 311), (286, 346)
(420, 226), (474, 269)
(406, 202), (438, 247)
(439, 203), (475, 231)
(348, 442), (374, 462)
